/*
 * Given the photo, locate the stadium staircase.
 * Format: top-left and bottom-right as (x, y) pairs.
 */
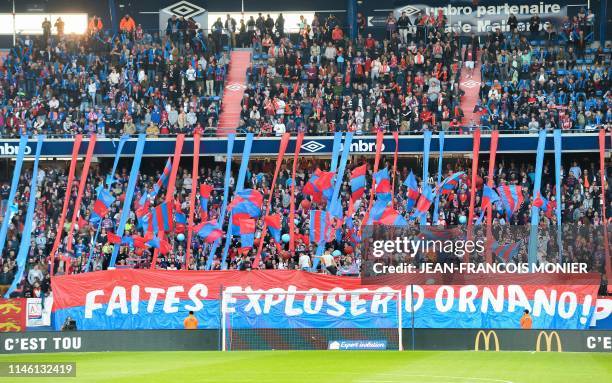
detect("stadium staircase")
(459, 49), (482, 127)
(217, 49), (252, 135)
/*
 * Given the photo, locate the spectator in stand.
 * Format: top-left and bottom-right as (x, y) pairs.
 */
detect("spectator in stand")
(1, 149), (608, 297)
(120, 14), (136, 34)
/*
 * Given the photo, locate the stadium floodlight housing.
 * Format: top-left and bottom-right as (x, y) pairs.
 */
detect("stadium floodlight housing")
(221, 289), (403, 351)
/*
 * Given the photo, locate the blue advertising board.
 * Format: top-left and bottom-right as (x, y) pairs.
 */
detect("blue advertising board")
(0, 133), (605, 158)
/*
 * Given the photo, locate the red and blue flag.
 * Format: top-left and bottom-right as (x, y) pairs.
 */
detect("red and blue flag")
(350, 164), (367, 201)
(497, 185), (524, 218)
(404, 170), (419, 211)
(264, 214), (282, 242)
(492, 241), (522, 263)
(150, 201), (174, 233)
(239, 218), (256, 248)
(377, 206), (408, 226)
(228, 189), (263, 218)
(411, 185), (435, 220)
(196, 220), (224, 243)
(374, 168), (392, 202)
(90, 189), (115, 225)
(438, 171), (465, 195)
(199, 184), (213, 219)
(476, 185), (501, 224)
(533, 192), (549, 212)
(174, 211), (187, 234)
(310, 210), (330, 245)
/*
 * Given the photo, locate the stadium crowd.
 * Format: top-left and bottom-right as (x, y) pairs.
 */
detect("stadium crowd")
(0, 11), (610, 297)
(0, 153), (610, 297)
(0, 10), (608, 138)
(0, 14), (227, 138)
(476, 10), (610, 131)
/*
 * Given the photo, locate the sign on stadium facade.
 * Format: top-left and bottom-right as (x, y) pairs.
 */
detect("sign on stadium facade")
(0, 134), (605, 158)
(392, 0), (571, 35)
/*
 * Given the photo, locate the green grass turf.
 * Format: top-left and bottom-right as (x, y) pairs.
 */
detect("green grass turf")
(0, 351), (610, 383)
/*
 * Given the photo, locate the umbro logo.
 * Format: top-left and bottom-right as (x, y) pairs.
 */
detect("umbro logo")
(461, 79), (481, 89)
(226, 82), (246, 91)
(397, 6), (421, 17)
(162, 1), (206, 18)
(301, 141), (325, 153)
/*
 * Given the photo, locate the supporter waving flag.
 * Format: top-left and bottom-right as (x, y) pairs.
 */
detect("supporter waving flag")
(303, 169), (324, 203)
(368, 199), (391, 224)
(476, 185), (500, 224)
(350, 164), (367, 201)
(199, 184), (213, 219)
(497, 184), (524, 218)
(264, 214), (282, 242)
(196, 220), (224, 243)
(411, 184), (435, 221)
(377, 206), (408, 226)
(404, 170), (420, 211)
(532, 192), (549, 213)
(314, 170), (336, 202)
(90, 189), (115, 225)
(309, 210), (329, 245)
(239, 218), (256, 248)
(373, 168), (392, 202)
(150, 201), (174, 233)
(492, 241), (522, 263)
(437, 171), (465, 194)
(228, 189), (264, 218)
(174, 211), (187, 234)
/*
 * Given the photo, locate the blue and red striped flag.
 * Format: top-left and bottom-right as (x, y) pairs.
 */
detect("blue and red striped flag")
(404, 170), (420, 211)
(303, 169), (324, 203)
(315, 171), (336, 202)
(228, 189), (264, 218)
(368, 198), (390, 224)
(264, 214), (282, 242)
(476, 185), (501, 224)
(438, 171), (465, 195)
(174, 211), (187, 234)
(239, 218), (256, 248)
(310, 210), (329, 245)
(411, 185), (435, 221)
(196, 220), (224, 243)
(199, 184), (213, 219)
(377, 206), (408, 226)
(90, 189), (115, 225)
(492, 241), (522, 263)
(497, 185), (524, 218)
(150, 201), (174, 233)
(374, 168), (392, 202)
(482, 185), (500, 209)
(350, 164), (367, 201)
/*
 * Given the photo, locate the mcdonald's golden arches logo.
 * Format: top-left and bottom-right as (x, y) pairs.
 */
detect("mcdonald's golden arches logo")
(536, 331), (562, 352)
(474, 330), (500, 351)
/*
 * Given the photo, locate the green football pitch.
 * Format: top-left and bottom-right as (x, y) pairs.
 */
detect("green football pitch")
(0, 351), (610, 383)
